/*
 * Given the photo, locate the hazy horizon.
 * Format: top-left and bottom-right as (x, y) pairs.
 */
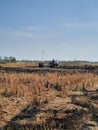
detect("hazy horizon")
(0, 0), (98, 61)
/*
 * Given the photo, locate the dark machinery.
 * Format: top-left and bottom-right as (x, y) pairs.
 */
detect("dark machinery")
(38, 62), (44, 67)
(49, 59), (58, 67)
(39, 59), (58, 68)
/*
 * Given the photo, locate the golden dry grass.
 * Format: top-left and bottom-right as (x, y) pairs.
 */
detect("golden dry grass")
(0, 72), (98, 98)
(0, 62), (37, 67)
(0, 71), (98, 129)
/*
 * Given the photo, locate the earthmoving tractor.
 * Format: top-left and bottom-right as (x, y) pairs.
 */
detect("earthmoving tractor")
(38, 59), (58, 68)
(49, 59), (58, 67)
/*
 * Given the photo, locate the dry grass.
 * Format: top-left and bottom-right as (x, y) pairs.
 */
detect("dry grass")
(0, 62), (37, 67)
(0, 72), (98, 98)
(0, 71), (98, 129)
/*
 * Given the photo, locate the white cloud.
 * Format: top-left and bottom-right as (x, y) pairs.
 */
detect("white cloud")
(0, 26), (62, 45)
(63, 22), (98, 30)
(23, 26), (46, 32)
(0, 26), (55, 39)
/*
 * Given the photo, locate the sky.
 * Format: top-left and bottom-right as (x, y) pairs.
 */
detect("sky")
(0, 0), (98, 61)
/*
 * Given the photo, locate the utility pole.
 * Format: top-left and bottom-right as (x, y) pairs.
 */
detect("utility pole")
(42, 50), (44, 61)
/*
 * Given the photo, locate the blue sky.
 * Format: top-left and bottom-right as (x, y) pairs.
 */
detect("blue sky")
(0, 0), (98, 61)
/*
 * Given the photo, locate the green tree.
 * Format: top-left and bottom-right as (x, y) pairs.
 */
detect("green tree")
(9, 56), (16, 62)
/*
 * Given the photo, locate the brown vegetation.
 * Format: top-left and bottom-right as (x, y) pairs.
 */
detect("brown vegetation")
(0, 72), (97, 97)
(0, 68), (98, 129)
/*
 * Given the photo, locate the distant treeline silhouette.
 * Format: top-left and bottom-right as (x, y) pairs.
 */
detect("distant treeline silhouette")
(0, 56), (16, 63)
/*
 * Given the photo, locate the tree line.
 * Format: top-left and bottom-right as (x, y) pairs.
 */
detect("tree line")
(0, 56), (16, 63)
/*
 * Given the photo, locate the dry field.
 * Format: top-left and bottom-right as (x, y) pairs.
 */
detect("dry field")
(0, 66), (98, 130)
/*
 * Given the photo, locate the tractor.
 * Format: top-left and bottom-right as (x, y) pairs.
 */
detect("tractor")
(49, 59), (58, 67)
(39, 59), (58, 68)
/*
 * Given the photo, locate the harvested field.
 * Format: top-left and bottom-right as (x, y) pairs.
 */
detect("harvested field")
(0, 65), (98, 130)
